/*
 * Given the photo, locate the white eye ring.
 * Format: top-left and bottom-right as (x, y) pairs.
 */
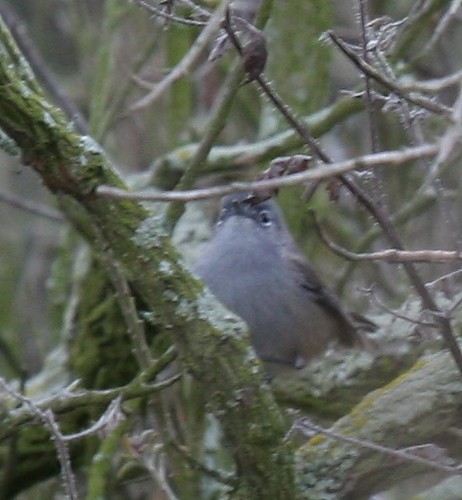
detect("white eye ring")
(258, 210), (271, 226)
(216, 208), (227, 225)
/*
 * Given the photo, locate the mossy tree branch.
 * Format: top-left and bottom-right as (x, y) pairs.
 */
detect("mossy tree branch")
(0, 16), (296, 499)
(297, 350), (462, 498)
(2, 6), (462, 499)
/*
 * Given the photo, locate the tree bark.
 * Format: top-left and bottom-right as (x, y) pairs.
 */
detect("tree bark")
(0, 15), (296, 499)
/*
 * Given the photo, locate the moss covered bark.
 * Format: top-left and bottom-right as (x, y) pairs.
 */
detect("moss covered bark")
(0, 14), (296, 499)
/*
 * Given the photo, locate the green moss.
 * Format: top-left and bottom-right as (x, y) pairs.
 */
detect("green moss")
(380, 357), (429, 391)
(308, 434), (326, 446)
(70, 259), (139, 389)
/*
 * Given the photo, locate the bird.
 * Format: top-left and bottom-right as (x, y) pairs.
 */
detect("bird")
(194, 192), (371, 373)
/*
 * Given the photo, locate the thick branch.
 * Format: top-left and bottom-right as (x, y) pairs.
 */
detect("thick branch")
(297, 350), (462, 498)
(0, 16), (295, 499)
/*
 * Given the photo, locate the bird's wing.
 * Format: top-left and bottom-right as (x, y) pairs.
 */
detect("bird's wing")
(287, 251), (361, 346)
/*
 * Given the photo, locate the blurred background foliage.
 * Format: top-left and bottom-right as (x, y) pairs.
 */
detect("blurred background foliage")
(2, 0), (462, 496)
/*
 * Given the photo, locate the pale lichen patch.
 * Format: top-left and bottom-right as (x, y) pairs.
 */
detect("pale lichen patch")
(159, 260), (175, 277)
(79, 135), (104, 155)
(133, 215), (166, 250)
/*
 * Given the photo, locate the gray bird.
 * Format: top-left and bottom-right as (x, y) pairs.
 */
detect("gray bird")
(194, 192), (368, 372)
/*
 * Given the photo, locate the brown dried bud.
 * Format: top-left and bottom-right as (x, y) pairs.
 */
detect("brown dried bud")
(241, 31), (267, 83)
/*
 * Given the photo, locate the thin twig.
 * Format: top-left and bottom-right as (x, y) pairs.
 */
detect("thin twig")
(312, 211), (462, 263)
(96, 230), (153, 370)
(97, 143), (439, 202)
(358, 0), (380, 153)
(293, 418), (461, 474)
(0, 379), (79, 500)
(401, 68), (462, 93)
(328, 30), (453, 118)
(162, 0), (274, 230)
(132, 0), (207, 27)
(98, 35), (160, 141)
(163, 59), (244, 230)
(417, 0), (462, 58)
(145, 447), (179, 500)
(0, 190), (64, 222)
(426, 269), (462, 288)
(170, 440), (237, 486)
(365, 287), (436, 327)
(61, 397), (124, 441)
(129, 0), (226, 111)
(1, 354), (179, 442)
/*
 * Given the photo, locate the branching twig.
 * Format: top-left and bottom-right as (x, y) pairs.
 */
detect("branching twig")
(364, 287), (436, 327)
(328, 30), (453, 118)
(313, 211), (462, 263)
(129, 0), (225, 111)
(60, 397), (124, 442)
(0, 347), (179, 442)
(0, 379), (79, 500)
(145, 446), (179, 500)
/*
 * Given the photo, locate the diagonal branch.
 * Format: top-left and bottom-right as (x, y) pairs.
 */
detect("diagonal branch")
(0, 15), (296, 498)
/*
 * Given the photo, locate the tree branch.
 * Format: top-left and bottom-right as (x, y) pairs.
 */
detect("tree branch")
(296, 350), (462, 498)
(0, 15), (296, 498)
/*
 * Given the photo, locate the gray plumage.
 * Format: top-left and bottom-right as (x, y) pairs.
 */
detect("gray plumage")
(194, 193), (364, 372)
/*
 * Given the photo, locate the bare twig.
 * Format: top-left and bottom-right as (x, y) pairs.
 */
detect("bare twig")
(392, 0), (444, 59)
(95, 226), (153, 370)
(97, 143), (439, 202)
(417, 0), (462, 57)
(313, 211), (462, 263)
(131, 0), (207, 27)
(424, 83), (462, 187)
(129, 0), (226, 111)
(161, 0), (274, 231)
(363, 286), (436, 327)
(60, 397), (124, 441)
(357, 0), (380, 153)
(0, 350), (179, 442)
(426, 269), (462, 288)
(0, 190), (64, 222)
(293, 418), (461, 474)
(328, 30), (453, 118)
(163, 59), (244, 230)
(401, 69), (462, 93)
(358, 248), (462, 263)
(0, 379), (79, 500)
(145, 446), (179, 500)
(170, 440), (237, 486)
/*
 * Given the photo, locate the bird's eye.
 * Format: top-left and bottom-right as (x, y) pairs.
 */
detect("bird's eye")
(258, 210), (271, 226)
